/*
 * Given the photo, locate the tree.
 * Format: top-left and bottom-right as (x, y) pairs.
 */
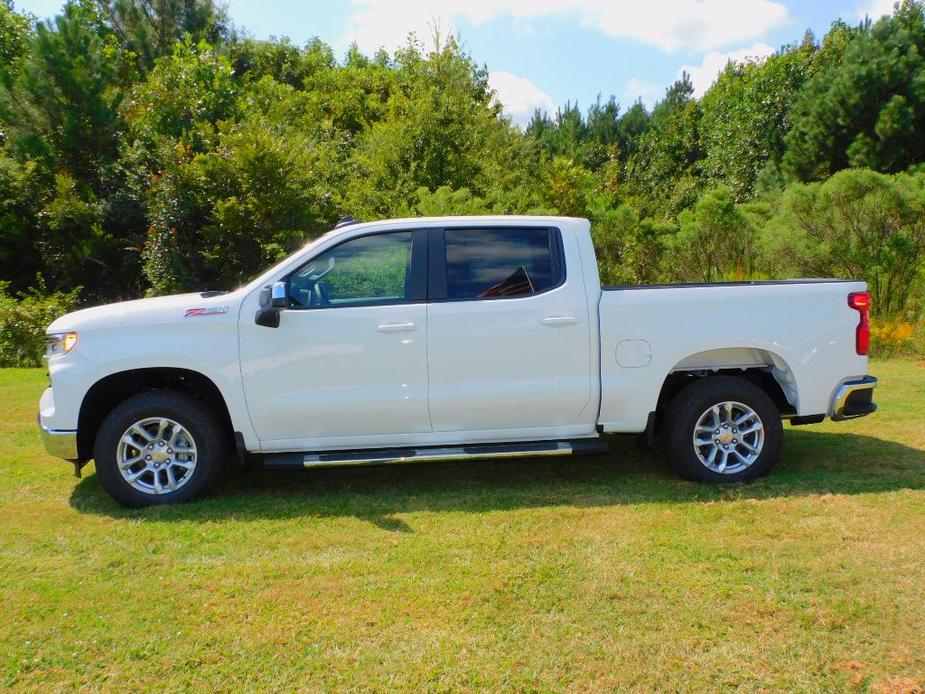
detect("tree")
(345, 34), (536, 218)
(699, 43), (816, 200)
(99, 0), (230, 72)
(783, 2), (925, 179)
(0, 0), (31, 78)
(624, 73), (704, 219)
(1, 2), (128, 184)
(672, 187), (758, 282)
(0, 1), (143, 300)
(0, 154), (41, 289)
(616, 99), (649, 161)
(763, 168), (925, 315)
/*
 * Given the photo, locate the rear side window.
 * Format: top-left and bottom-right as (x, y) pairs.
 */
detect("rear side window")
(443, 228), (561, 300)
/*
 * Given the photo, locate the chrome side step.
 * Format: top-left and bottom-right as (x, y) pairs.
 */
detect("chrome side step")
(261, 439), (608, 470)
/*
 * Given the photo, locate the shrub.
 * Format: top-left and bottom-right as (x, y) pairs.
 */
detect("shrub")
(763, 169), (925, 316)
(0, 280), (81, 367)
(870, 318), (925, 358)
(671, 187), (760, 282)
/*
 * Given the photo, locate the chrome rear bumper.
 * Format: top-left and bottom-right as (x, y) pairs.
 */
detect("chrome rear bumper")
(831, 376), (878, 421)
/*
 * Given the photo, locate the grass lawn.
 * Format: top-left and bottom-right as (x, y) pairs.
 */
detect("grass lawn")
(1, 361), (924, 692)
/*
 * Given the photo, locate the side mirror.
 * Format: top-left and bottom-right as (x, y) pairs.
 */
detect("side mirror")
(255, 281), (288, 328)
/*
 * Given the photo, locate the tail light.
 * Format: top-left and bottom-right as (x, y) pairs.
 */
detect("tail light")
(847, 292), (871, 355)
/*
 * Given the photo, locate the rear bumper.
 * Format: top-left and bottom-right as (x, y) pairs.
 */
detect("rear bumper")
(38, 415), (79, 461)
(830, 375), (878, 421)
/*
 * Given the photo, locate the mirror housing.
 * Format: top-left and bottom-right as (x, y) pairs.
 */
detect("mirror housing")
(255, 281), (287, 328)
(270, 281), (287, 308)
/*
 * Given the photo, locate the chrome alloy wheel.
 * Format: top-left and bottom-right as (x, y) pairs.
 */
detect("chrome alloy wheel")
(692, 401), (764, 475)
(116, 417), (197, 495)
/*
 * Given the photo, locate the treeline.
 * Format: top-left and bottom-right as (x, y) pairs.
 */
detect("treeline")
(0, 0), (924, 349)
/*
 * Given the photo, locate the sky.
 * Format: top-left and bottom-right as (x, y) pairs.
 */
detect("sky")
(13, 0), (901, 127)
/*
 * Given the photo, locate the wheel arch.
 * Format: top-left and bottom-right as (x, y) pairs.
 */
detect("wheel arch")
(655, 347), (799, 421)
(77, 367), (235, 462)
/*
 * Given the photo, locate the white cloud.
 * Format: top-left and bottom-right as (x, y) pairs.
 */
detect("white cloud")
(856, 0), (898, 20)
(680, 41), (776, 98)
(488, 70), (556, 128)
(342, 0), (790, 55)
(624, 78), (662, 108)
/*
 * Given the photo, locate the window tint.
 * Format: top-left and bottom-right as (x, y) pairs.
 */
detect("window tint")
(288, 232), (412, 307)
(444, 228), (558, 300)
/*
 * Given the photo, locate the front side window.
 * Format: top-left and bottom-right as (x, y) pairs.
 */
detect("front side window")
(288, 232), (412, 308)
(444, 228), (559, 300)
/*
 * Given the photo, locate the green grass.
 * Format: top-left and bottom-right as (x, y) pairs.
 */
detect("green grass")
(1, 362), (924, 692)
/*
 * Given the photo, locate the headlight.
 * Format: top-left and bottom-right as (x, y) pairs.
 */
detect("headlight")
(45, 332), (78, 358)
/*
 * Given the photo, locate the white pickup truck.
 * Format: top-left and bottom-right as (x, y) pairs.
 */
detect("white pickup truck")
(39, 216), (877, 507)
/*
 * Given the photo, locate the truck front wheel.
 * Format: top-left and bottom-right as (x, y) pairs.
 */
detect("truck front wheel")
(663, 375), (783, 483)
(93, 391), (227, 507)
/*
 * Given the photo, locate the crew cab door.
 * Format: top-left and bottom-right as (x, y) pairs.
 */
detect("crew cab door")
(238, 229), (431, 446)
(425, 226), (594, 432)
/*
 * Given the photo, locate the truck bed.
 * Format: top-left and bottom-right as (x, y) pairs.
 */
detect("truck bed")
(596, 279), (869, 433)
(603, 278), (859, 291)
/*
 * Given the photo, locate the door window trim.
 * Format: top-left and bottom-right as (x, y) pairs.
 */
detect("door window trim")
(282, 228), (428, 310)
(427, 226), (565, 303)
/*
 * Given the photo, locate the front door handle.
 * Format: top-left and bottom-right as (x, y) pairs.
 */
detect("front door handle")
(540, 316), (578, 326)
(377, 321), (416, 332)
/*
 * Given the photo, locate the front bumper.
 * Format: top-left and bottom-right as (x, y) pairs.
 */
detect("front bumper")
(38, 415), (79, 461)
(830, 375), (878, 421)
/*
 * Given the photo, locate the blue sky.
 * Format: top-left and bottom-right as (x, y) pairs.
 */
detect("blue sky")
(14, 0), (898, 126)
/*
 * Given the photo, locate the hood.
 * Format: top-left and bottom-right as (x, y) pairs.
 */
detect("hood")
(47, 292), (240, 332)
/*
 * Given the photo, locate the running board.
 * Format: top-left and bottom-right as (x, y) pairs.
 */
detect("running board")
(261, 439), (609, 470)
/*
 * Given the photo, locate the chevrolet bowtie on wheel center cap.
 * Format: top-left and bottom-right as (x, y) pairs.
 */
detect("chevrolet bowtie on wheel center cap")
(692, 401), (764, 475)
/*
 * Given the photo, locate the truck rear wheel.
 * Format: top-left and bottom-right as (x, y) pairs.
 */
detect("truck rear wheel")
(663, 375), (782, 483)
(93, 391), (227, 507)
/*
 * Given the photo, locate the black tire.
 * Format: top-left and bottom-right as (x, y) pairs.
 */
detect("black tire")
(663, 375), (783, 483)
(93, 391), (227, 507)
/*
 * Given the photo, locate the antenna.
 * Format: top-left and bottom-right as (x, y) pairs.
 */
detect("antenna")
(334, 215), (359, 229)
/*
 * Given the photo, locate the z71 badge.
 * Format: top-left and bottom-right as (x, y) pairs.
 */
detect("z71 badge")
(184, 306), (228, 317)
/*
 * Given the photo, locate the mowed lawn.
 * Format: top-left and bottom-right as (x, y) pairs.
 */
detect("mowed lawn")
(1, 363), (924, 692)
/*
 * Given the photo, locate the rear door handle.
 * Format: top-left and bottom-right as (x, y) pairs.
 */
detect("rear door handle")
(377, 321), (416, 332)
(540, 316), (578, 326)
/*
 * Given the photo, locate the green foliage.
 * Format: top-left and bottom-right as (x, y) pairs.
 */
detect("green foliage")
(784, 1), (925, 179)
(123, 37), (238, 151)
(591, 204), (671, 286)
(0, 277), (80, 366)
(624, 74), (704, 219)
(0, 154), (41, 289)
(700, 44), (816, 200)
(0, 0), (924, 342)
(0, 0), (31, 78)
(672, 187), (759, 282)
(763, 168), (925, 316)
(526, 96), (631, 172)
(38, 173), (113, 292)
(399, 185), (552, 217)
(100, 0), (230, 72)
(0, 1), (143, 301)
(228, 36), (332, 89)
(2, 2), (128, 179)
(345, 35), (533, 219)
